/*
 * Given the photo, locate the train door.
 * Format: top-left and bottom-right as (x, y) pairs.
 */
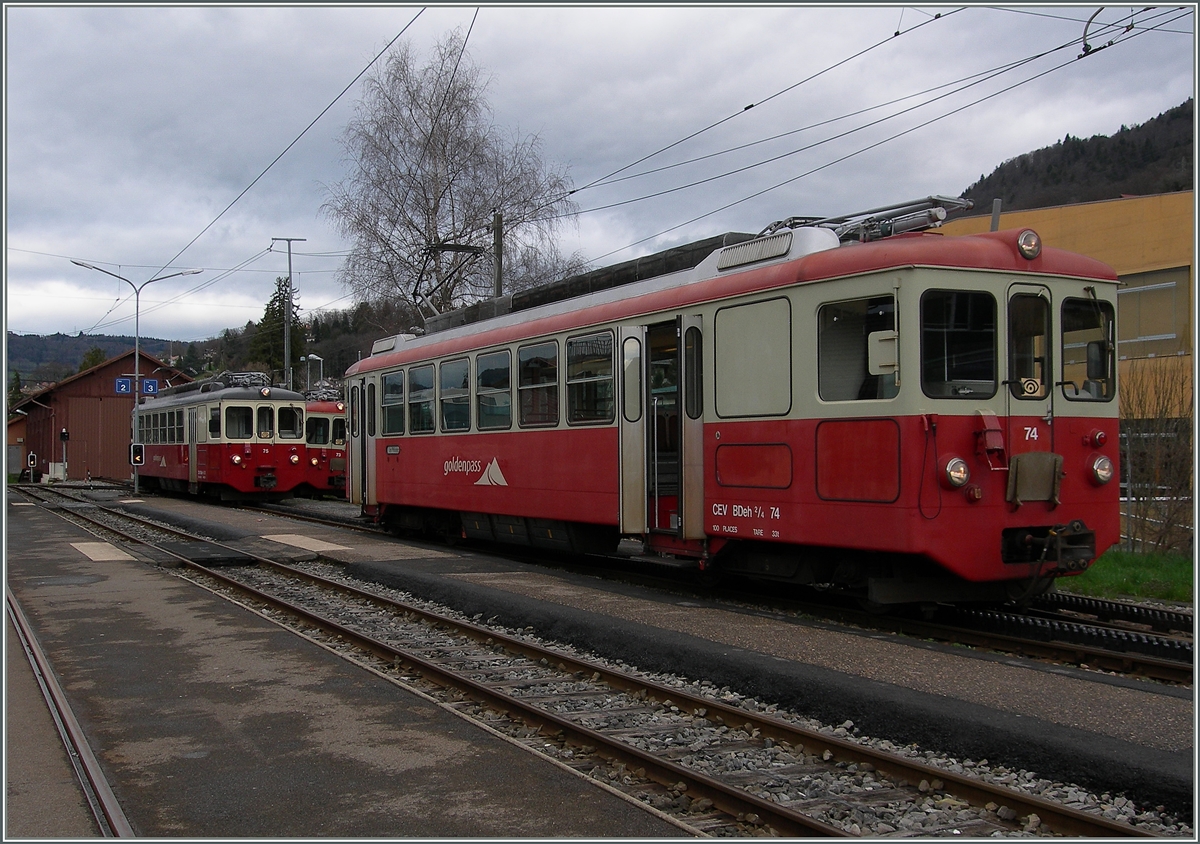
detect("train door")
(187, 407), (199, 493)
(348, 377), (376, 508)
(1006, 283), (1053, 453)
(618, 327), (646, 534)
(634, 315), (705, 541)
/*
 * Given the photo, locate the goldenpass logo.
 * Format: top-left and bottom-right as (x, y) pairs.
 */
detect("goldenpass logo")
(444, 456), (483, 476)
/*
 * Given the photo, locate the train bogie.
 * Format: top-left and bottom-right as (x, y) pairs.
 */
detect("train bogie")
(134, 372), (309, 500)
(345, 197), (1121, 606)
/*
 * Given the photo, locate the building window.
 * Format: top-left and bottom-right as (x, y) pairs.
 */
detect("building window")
(1117, 267), (1189, 358)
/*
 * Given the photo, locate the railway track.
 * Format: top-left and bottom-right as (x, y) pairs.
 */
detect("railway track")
(13, 485), (1186, 837)
(240, 496), (1195, 684)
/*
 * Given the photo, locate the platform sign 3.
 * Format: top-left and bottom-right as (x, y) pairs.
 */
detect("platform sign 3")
(141, 379), (159, 395)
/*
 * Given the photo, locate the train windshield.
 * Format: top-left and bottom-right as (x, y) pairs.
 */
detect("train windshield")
(307, 417), (330, 445)
(921, 290), (997, 398)
(278, 406), (304, 439)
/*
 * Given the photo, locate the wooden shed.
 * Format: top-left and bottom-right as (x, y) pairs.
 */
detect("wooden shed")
(10, 351), (190, 482)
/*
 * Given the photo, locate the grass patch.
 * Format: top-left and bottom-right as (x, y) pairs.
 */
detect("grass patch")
(1060, 549), (1193, 603)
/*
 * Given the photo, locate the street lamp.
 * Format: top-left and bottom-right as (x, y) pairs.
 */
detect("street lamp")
(306, 353), (323, 389)
(71, 260), (202, 494)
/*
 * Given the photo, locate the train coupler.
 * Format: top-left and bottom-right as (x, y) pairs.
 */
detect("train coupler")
(1001, 520), (1095, 571)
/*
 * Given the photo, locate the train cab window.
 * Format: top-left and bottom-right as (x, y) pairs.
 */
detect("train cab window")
(226, 406), (253, 439)
(307, 417), (330, 445)
(278, 406), (304, 439)
(257, 406), (275, 439)
(331, 417), (346, 445)
(382, 371), (405, 435)
(440, 358), (471, 432)
(518, 341), (559, 427)
(1008, 294), (1050, 399)
(409, 365), (435, 434)
(818, 296), (898, 401)
(477, 350), (512, 430)
(567, 332), (614, 424)
(921, 290), (997, 398)
(1061, 297), (1115, 401)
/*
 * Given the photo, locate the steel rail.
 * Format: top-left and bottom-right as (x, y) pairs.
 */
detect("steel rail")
(6, 589), (135, 838)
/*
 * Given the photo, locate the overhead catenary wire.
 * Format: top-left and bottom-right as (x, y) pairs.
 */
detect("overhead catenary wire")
(583, 7), (1188, 264)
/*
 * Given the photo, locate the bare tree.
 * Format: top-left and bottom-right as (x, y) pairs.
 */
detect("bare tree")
(1118, 355), (1194, 554)
(323, 30), (582, 323)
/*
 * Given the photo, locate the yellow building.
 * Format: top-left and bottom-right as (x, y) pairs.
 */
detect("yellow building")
(939, 191), (1195, 367)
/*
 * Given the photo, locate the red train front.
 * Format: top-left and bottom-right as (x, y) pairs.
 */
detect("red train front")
(345, 197), (1121, 606)
(302, 393), (347, 497)
(135, 372), (309, 500)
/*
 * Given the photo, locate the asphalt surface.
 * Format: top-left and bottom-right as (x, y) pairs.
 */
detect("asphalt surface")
(4, 488), (691, 838)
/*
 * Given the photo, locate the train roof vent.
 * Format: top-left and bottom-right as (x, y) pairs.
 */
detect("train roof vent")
(371, 334), (417, 355)
(716, 231), (793, 271)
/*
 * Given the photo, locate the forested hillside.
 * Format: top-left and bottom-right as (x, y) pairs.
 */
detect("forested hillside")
(961, 99), (1192, 211)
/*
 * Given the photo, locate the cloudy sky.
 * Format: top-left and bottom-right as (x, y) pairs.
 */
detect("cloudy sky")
(4, 4), (1194, 346)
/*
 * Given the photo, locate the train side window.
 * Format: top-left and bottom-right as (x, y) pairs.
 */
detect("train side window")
(278, 406), (304, 439)
(1008, 294), (1050, 399)
(226, 406), (253, 439)
(306, 416), (330, 445)
(684, 326), (703, 419)
(349, 386), (359, 437)
(409, 365), (435, 434)
(715, 297), (792, 417)
(622, 337), (642, 423)
(567, 331), (614, 424)
(175, 411), (184, 443)
(257, 406), (275, 438)
(332, 417), (346, 445)
(440, 358), (471, 432)
(209, 407), (221, 439)
(518, 341), (559, 427)
(366, 383), (376, 437)
(382, 371), (405, 436)
(1061, 297), (1115, 401)
(921, 290), (997, 398)
(818, 296), (898, 401)
(477, 350), (512, 430)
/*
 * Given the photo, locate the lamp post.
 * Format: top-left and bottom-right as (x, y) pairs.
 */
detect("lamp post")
(307, 353), (323, 388)
(71, 261), (202, 494)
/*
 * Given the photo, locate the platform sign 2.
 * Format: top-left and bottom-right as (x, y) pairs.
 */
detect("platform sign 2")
(115, 377), (132, 394)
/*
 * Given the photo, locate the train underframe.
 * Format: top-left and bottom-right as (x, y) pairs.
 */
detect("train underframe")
(372, 501), (1094, 607)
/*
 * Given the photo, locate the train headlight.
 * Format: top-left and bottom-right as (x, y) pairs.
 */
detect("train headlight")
(259, 387), (271, 397)
(1090, 455), (1115, 485)
(289, 453), (300, 464)
(310, 456), (319, 466)
(231, 454), (243, 465)
(941, 456), (970, 488)
(1016, 229), (1041, 259)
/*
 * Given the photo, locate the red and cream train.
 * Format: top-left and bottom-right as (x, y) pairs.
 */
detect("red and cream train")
(134, 372), (310, 500)
(345, 196), (1121, 605)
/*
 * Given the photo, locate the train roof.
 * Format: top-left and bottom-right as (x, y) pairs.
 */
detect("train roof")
(142, 371), (305, 407)
(347, 197), (1118, 378)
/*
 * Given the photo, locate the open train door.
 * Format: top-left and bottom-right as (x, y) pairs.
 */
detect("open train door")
(624, 315), (705, 542)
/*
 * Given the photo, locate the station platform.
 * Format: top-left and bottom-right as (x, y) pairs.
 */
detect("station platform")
(4, 489), (692, 838)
